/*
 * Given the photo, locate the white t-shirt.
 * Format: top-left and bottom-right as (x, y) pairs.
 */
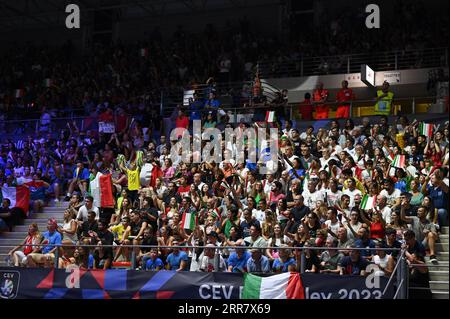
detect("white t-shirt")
(330, 145), (343, 157)
(344, 147), (356, 158)
(373, 254), (389, 268)
(324, 189), (343, 207)
(378, 206), (392, 224)
(373, 254), (390, 276)
(379, 189), (401, 207)
(320, 157), (330, 170)
(343, 221), (363, 240)
(343, 188), (362, 208)
(302, 189), (325, 210)
(253, 209), (266, 223)
(200, 255), (226, 272)
(325, 220), (341, 239)
(77, 205), (100, 221)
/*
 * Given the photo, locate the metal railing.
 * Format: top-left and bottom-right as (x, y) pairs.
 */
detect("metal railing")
(169, 95), (438, 124)
(257, 47), (449, 78)
(3, 243), (407, 296)
(0, 95), (440, 140)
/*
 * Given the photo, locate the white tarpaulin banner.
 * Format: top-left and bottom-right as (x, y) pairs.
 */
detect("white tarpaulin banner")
(99, 122), (115, 133)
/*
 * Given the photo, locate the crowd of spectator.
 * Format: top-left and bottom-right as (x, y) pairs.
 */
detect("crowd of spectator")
(0, 4), (448, 302)
(1, 101), (448, 286)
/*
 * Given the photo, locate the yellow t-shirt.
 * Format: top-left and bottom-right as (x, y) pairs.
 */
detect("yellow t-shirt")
(110, 224), (126, 241)
(127, 169), (140, 191)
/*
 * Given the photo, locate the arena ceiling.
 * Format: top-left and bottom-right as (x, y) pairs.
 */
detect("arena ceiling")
(0, 0), (282, 31)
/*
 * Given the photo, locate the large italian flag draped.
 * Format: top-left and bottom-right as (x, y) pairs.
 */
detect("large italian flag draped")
(1, 186), (30, 215)
(90, 173), (114, 208)
(242, 272), (304, 299)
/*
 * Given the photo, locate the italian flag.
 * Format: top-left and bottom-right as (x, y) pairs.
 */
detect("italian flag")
(383, 146), (395, 162)
(89, 173), (114, 208)
(392, 155), (405, 169)
(360, 194), (377, 210)
(242, 272), (304, 299)
(1, 186), (30, 216)
(140, 48), (149, 57)
(265, 111), (275, 123)
(418, 122), (433, 137)
(44, 78), (53, 87)
(181, 211), (197, 231)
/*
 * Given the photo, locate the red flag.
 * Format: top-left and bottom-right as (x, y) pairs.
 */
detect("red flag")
(99, 174), (114, 207)
(1, 186), (30, 216)
(150, 165), (163, 188)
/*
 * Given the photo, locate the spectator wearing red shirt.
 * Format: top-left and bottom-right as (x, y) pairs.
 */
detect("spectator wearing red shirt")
(298, 93), (313, 120)
(99, 107), (114, 122)
(312, 82), (329, 120)
(335, 80), (355, 119)
(177, 176), (191, 198)
(115, 108), (130, 134)
(175, 109), (190, 139)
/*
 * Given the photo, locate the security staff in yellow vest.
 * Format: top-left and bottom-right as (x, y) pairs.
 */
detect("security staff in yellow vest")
(374, 81), (394, 115)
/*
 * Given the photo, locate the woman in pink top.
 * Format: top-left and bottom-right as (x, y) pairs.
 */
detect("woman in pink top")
(269, 181), (286, 207)
(163, 158), (175, 184)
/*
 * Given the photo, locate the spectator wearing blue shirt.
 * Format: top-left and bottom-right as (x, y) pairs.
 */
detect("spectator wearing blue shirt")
(204, 91), (220, 118)
(354, 227), (376, 259)
(144, 248), (165, 271)
(189, 92), (204, 121)
(27, 218), (62, 267)
(227, 240), (251, 272)
(272, 245), (296, 273)
(288, 158), (305, 180)
(338, 247), (369, 276)
(424, 174), (449, 227)
(65, 161), (90, 200)
(247, 248), (271, 273)
(28, 174), (50, 214)
(394, 168), (408, 193)
(166, 241), (188, 271)
(240, 209), (259, 238)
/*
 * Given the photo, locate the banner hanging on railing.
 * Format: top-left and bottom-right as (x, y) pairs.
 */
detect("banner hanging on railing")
(0, 268), (395, 300)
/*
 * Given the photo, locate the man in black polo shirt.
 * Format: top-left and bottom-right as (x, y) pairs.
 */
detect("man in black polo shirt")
(290, 195), (310, 222)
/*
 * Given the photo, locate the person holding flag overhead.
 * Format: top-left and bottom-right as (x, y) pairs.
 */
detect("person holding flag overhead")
(180, 196), (198, 234)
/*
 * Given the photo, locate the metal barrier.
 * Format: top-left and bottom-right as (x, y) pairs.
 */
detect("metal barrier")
(257, 47), (449, 78)
(167, 95), (437, 123)
(0, 95), (439, 140)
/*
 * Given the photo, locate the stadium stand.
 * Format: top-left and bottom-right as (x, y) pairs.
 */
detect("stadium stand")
(0, 0), (448, 300)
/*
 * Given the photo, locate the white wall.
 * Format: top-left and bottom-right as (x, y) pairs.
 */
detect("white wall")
(264, 68), (442, 102)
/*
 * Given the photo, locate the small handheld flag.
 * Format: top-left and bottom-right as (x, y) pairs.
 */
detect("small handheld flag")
(392, 155), (405, 169)
(418, 122), (433, 137)
(265, 111), (275, 123)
